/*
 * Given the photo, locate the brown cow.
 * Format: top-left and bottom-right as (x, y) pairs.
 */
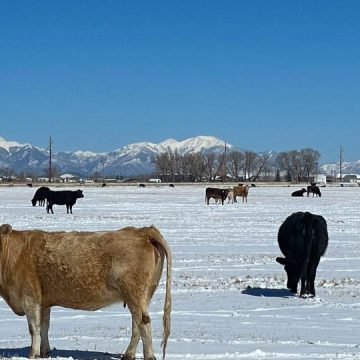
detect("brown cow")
(205, 187), (229, 205)
(233, 184), (250, 203)
(0, 224), (172, 360)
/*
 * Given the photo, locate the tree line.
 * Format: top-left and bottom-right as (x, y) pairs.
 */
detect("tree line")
(154, 148), (320, 183)
(1, 147), (321, 183)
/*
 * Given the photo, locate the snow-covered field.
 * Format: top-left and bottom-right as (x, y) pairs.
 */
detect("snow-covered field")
(0, 184), (359, 359)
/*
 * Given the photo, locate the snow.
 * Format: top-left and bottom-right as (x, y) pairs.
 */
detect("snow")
(0, 136), (27, 151)
(159, 136), (232, 153)
(0, 184), (359, 359)
(72, 151), (102, 158)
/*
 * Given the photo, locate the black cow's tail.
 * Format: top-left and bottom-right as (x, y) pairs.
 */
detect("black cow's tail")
(300, 212), (314, 279)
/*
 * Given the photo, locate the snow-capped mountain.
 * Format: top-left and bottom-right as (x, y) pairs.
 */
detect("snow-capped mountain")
(2, 135), (358, 178)
(0, 135), (231, 177)
(0, 136), (49, 172)
(320, 161), (360, 175)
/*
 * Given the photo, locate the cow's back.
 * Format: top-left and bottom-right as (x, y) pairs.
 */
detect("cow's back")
(47, 190), (73, 204)
(278, 212), (328, 260)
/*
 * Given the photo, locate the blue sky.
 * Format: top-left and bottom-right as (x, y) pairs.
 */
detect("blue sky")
(0, 0), (359, 163)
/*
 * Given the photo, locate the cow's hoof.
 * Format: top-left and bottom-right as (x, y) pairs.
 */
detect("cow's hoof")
(40, 349), (51, 358)
(121, 354), (135, 360)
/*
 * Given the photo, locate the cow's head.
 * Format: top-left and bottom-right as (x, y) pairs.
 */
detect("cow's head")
(75, 190), (84, 199)
(31, 198), (37, 206)
(276, 257), (299, 294)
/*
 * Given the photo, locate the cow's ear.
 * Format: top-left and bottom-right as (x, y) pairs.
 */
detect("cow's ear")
(276, 257), (287, 265)
(0, 224), (12, 235)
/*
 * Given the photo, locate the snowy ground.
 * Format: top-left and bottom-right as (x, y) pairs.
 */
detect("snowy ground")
(0, 184), (359, 359)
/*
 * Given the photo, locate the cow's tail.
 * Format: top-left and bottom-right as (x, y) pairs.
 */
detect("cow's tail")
(147, 226), (172, 360)
(300, 212), (314, 279)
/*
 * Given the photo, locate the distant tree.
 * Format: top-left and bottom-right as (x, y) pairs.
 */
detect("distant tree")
(0, 167), (15, 180)
(43, 166), (59, 180)
(275, 169), (281, 182)
(204, 153), (217, 181)
(153, 146), (321, 183)
(227, 150), (244, 181)
(275, 148), (320, 182)
(251, 152), (272, 181)
(242, 151), (258, 180)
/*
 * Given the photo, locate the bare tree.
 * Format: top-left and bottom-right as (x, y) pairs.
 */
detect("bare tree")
(242, 151), (258, 181)
(275, 148), (320, 182)
(227, 150), (244, 181)
(301, 148), (320, 181)
(154, 146), (321, 183)
(251, 152), (272, 181)
(203, 153), (216, 181)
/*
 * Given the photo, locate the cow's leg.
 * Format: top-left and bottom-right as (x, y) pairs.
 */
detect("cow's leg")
(307, 259), (320, 297)
(123, 319), (141, 360)
(300, 275), (306, 297)
(127, 303), (155, 360)
(25, 304), (42, 358)
(40, 307), (51, 357)
(47, 204), (54, 214)
(137, 310), (155, 360)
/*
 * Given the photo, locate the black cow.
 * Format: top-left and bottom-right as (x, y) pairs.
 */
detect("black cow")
(205, 187), (229, 205)
(291, 188), (307, 197)
(31, 186), (50, 206)
(307, 185), (321, 197)
(46, 189), (84, 214)
(276, 212), (328, 297)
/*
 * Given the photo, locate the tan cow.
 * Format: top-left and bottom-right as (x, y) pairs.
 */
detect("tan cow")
(233, 184), (250, 203)
(227, 189), (234, 203)
(0, 224), (172, 360)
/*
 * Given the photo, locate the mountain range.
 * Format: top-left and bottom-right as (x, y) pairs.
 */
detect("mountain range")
(0, 135), (358, 178)
(0, 135), (233, 178)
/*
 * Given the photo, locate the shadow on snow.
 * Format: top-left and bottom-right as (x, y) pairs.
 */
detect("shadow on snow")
(0, 347), (123, 359)
(242, 286), (293, 298)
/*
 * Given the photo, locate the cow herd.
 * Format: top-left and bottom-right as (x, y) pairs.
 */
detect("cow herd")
(31, 186), (84, 214)
(205, 184), (250, 205)
(0, 183), (330, 359)
(205, 184), (329, 300)
(291, 184), (322, 197)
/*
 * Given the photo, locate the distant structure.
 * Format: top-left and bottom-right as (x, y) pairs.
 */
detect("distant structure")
(48, 136), (53, 183)
(339, 145), (343, 183)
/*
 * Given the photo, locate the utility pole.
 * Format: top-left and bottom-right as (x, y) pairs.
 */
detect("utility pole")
(48, 136), (53, 183)
(339, 145), (343, 183)
(223, 141), (227, 182)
